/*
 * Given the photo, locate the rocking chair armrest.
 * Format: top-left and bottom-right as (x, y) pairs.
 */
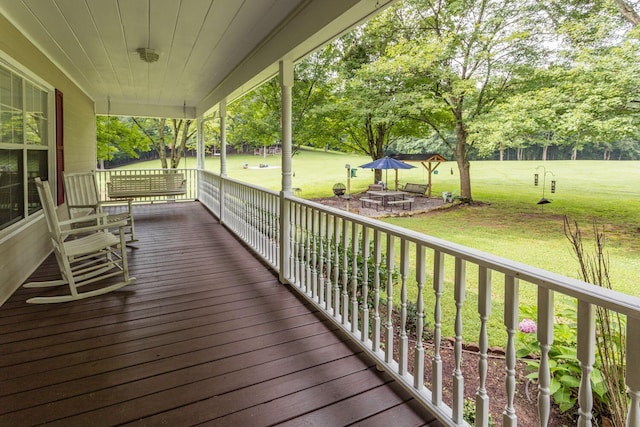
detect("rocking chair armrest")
(97, 198), (133, 212)
(98, 198), (133, 206)
(61, 219), (128, 237)
(67, 203), (98, 209)
(59, 213), (109, 227)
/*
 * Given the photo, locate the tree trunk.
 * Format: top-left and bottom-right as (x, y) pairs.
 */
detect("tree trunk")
(455, 119), (472, 201)
(614, 0), (640, 26)
(158, 118), (168, 169)
(499, 141), (504, 161)
(171, 119), (192, 169)
(572, 147), (578, 160)
(364, 115), (391, 186)
(542, 145), (548, 161)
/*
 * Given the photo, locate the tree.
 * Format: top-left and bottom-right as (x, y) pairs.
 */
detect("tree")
(96, 116), (147, 169)
(227, 48), (338, 155)
(316, 14), (409, 182)
(373, 0), (550, 201)
(132, 117), (196, 169)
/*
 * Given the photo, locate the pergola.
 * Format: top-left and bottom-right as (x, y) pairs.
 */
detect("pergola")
(389, 153), (447, 197)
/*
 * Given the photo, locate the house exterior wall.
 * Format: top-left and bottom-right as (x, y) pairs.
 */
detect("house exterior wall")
(0, 14), (96, 305)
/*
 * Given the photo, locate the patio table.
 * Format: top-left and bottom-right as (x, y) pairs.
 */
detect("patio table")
(365, 190), (410, 206)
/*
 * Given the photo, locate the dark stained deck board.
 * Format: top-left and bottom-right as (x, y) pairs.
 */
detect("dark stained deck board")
(0, 202), (442, 427)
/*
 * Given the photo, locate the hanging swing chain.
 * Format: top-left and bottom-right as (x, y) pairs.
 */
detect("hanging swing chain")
(182, 101), (187, 171)
(107, 96), (111, 164)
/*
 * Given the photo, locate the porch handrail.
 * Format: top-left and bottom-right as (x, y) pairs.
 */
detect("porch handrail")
(197, 170), (640, 427)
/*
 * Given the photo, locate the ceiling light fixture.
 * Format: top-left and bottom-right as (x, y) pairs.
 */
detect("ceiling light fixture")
(137, 47), (159, 63)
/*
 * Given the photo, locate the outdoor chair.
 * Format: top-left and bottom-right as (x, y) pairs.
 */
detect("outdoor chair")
(63, 171), (136, 243)
(22, 178), (135, 303)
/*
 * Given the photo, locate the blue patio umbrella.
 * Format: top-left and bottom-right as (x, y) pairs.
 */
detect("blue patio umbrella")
(359, 156), (415, 190)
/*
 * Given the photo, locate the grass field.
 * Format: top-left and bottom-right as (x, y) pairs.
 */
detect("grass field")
(126, 152), (640, 296)
(122, 152), (640, 344)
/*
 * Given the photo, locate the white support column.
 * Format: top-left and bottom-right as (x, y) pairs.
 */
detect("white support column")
(280, 59), (293, 196)
(196, 115), (205, 170)
(219, 100), (227, 223)
(279, 59), (293, 284)
(220, 99), (227, 177)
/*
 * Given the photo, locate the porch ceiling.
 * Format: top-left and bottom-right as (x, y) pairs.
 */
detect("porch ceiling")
(0, 0), (393, 118)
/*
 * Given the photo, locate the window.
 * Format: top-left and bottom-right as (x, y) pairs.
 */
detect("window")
(0, 59), (51, 231)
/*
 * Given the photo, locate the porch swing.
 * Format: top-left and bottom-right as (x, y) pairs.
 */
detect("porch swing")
(105, 102), (187, 200)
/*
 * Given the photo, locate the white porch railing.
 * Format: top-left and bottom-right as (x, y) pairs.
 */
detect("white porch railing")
(95, 168), (198, 202)
(197, 170), (640, 427)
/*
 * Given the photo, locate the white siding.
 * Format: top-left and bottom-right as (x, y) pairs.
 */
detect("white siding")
(0, 14), (95, 305)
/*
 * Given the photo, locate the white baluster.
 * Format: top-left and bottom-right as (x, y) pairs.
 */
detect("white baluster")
(300, 204), (307, 288)
(373, 230), (382, 353)
(432, 250), (444, 405)
(305, 205), (312, 294)
(627, 317), (640, 427)
(452, 258), (466, 424)
(341, 218), (350, 325)
(503, 275), (519, 427)
(399, 239), (409, 376)
(361, 227), (370, 342)
(414, 245), (426, 390)
(325, 215), (333, 313)
(476, 266), (492, 427)
(350, 223), (360, 333)
(577, 300), (595, 427)
(332, 217), (341, 318)
(385, 235), (395, 363)
(318, 212), (326, 307)
(310, 208), (318, 299)
(538, 288), (554, 427)
(293, 202), (301, 283)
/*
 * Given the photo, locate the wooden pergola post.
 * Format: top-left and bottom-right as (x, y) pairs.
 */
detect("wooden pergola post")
(390, 153), (447, 198)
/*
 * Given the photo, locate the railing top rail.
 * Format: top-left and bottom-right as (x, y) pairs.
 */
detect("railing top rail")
(201, 170), (279, 197)
(100, 168), (198, 173)
(288, 195), (640, 318)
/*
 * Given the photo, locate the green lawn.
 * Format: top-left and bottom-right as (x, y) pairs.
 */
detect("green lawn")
(126, 152), (640, 297)
(122, 153), (640, 344)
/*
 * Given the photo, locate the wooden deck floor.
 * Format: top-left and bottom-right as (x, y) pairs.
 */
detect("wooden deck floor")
(0, 202), (443, 427)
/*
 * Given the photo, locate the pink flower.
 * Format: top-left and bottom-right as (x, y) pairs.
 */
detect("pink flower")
(519, 318), (537, 334)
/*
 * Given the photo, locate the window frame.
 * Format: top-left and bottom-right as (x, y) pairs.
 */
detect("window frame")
(0, 50), (55, 238)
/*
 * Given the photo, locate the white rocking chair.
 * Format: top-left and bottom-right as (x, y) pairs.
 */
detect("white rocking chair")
(63, 172), (137, 243)
(23, 178), (135, 304)
(63, 171), (136, 243)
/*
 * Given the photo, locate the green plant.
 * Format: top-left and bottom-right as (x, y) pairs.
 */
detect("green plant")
(463, 397), (495, 426)
(517, 304), (609, 415)
(564, 217), (628, 426)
